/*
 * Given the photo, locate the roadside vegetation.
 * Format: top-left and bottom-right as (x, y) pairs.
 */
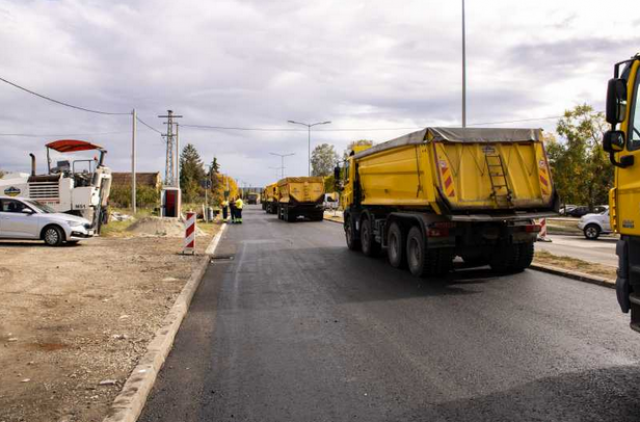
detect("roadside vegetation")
(546, 104), (612, 210)
(534, 250), (615, 280)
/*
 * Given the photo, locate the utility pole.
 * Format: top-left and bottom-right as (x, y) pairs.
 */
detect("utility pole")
(175, 123), (180, 189)
(287, 120), (331, 176)
(462, 0), (467, 128)
(269, 152), (295, 179)
(131, 109), (137, 214)
(158, 110), (183, 186)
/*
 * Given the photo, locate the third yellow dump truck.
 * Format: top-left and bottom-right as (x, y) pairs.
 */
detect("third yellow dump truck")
(262, 182), (279, 214)
(277, 177), (325, 222)
(335, 127), (559, 276)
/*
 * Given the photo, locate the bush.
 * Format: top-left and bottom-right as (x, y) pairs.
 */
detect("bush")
(109, 185), (159, 209)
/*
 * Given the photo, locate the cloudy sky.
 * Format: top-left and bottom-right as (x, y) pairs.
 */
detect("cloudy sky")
(0, 0), (638, 186)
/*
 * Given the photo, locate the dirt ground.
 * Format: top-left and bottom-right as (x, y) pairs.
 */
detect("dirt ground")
(0, 225), (218, 422)
(534, 250), (616, 280)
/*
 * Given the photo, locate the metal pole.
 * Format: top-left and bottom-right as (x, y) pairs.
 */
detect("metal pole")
(281, 156), (285, 179)
(132, 109), (137, 214)
(308, 125), (311, 177)
(462, 0), (467, 128)
(176, 123), (180, 189)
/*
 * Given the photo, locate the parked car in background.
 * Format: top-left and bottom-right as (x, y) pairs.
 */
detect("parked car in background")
(566, 206), (591, 218)
(578, 208), (612, 240)
(559, 204), (577, 215)
(0, 196), (94, 246)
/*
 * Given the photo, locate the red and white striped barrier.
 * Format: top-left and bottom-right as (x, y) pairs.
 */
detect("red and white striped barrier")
(537, 218), (551, 242)
(183, 212), (196, 255)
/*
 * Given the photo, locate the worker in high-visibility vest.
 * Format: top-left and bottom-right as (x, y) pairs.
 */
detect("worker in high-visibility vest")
(221, 199), (229, 220)
(235, 197), (244, 224)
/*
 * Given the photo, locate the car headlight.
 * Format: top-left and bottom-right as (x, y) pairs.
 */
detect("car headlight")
(68, 220), (84, 227)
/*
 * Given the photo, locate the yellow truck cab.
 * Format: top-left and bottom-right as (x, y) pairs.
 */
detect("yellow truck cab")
(602, 53), (640, 332)
(336, 127), (559, 277)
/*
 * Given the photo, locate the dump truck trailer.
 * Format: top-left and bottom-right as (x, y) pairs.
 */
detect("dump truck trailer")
(336, 127), (559, 276)
(277, 177), (325, 222)
(246, 192), (259, 205)
(262, 183), (279, 214)
(601, 53), (640, 332)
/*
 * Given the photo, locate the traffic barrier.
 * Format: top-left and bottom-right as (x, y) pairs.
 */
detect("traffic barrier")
(183, 212), (196, 254)
(537, 218), (552, 242)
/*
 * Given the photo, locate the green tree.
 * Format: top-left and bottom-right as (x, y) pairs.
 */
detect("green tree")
(180, 144), (206, 203)
(343, 139), (374, 159)
(311, 143), (338, 177)
(553, 104), (612, 209)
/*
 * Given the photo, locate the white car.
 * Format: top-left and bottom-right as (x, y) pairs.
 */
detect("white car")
(578, 208), (612, 240)
(0, 196), (94, 246)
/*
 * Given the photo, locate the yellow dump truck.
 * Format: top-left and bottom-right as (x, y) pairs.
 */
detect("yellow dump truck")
(601, 53), (640, 332)
(262, 183), (279, 214)
(335, 127), (559, 276)
(277, 177), (325, 222)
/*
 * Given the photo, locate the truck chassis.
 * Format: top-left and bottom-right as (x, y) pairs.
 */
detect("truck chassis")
(344, 206), (540, 277)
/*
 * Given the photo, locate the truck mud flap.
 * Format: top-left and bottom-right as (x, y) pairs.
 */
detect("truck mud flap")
(616, 238), (631, 313)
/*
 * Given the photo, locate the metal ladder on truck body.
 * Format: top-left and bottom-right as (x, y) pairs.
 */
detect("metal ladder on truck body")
(484, 152), (513, 207)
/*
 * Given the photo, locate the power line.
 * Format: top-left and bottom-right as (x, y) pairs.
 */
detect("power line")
(0, 76), (131, 116)
(136, 116), (163, 134)
(0, 130), (129, 137)
(181, 114), (569, 133)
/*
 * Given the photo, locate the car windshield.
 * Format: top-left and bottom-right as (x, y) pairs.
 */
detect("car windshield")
(25, 200), (56, 213)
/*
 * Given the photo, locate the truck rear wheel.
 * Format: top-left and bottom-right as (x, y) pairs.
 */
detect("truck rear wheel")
(345, 218), (361, 251)
(490, 242), (534, 273)
(387, 222), (405, 268)
(360, 217), (380, 257)
(406, 226), (453, 277)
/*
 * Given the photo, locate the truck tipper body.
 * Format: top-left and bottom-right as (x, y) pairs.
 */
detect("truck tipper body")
(277, 177), (325, 222)
(337, 127), (559, 276)
(262, 183), (279, 214)
(601, 53), (640, 332)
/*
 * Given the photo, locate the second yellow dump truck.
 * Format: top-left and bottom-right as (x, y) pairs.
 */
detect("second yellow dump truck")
(336, 127), (559, 276)
(277, 177), (325, 222)
(262, 183), (279, 214)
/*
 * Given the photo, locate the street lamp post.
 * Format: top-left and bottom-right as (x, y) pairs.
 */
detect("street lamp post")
(462, 0), (467, 128)
(270, 152), (295, 179)
(287, 120), (331, 176)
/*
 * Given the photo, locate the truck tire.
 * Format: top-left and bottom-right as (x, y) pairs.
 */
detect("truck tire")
(490, 242), (534, 273)
(387, 222), (405, 268)
(345, 218), (361, 251)
(43, 225), (65, 247)
(406, 226), (454, 277)
(360, 217), (380, 257)
(286, 210), (296, 222)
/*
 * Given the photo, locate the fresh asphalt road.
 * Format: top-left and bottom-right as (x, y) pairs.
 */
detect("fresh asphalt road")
(140, 206), (640, 422)
(536, 234), (618, 267)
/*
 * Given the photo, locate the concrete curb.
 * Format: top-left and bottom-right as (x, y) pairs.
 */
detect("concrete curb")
(529, 262), (615, 289)
(103, 223), (228, 422)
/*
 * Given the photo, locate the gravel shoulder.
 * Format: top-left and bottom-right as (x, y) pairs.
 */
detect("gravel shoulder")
(0, 225), (218, 422)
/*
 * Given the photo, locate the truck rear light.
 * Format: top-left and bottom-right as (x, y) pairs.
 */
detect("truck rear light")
(432, 221), (456, 229)
(427, 228), (449, 237)
(525, 224), (541, 233)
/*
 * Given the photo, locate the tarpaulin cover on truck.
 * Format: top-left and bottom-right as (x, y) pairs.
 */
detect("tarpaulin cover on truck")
(355, 128), (542, 159)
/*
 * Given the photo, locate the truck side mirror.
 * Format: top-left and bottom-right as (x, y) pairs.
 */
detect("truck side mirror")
(603, 130), (625, 152)
(606, 78), (627, 124)
(334, 165), (341, 181)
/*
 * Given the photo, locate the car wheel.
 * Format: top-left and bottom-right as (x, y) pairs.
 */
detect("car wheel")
(584, 224), (601, 240)
(43, 226), (64, 246)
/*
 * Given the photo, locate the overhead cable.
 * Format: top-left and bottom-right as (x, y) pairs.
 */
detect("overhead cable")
(0, 76), (131, 116)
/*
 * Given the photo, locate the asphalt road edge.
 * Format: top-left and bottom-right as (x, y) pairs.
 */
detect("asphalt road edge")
(529, 262), (615, 289)
(103, 223), (228, 422)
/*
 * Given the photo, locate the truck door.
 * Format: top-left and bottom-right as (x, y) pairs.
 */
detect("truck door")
(615, 60), (640, 235)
